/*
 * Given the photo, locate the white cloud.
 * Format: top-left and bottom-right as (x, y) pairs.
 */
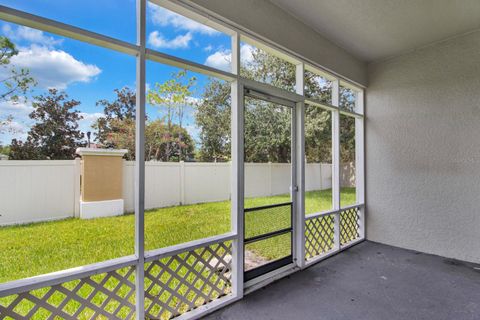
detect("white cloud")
(148, 3), (219, 36)
(2, 25), (62, 47)
(204, 45), (213, 52)
(148, 31), (192, 49)
(0, 98), (106, 144)
(240, 44), (255, 64)
(204, 44), (255, 72)
(8, 45), (101, 89)
(0, 100), (33, 115)
(204, 49), (231, 72)
(0, 100), (33, 144)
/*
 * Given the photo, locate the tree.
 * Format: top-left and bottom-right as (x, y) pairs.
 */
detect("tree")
(145, 120), (194, 162)
(305, 106), (331, 163)
(0, 36), (36, 143)
(195, 79), (230, 162)
(0, 144), (10, 156)
(100, 117), (136, 160)
(0, 36), (36, 103)
(147, 70), (197, 161)
(94, 82), (197, 161)
(197, 47), (334, 163)
(9, 89), (84, 160)
(244, 98), (292, 162)
(92, 87), (136, 154)
(102, 117), (195, 162)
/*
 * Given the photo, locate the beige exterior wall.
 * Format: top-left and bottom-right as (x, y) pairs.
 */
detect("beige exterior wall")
(81, 156), (123, 202)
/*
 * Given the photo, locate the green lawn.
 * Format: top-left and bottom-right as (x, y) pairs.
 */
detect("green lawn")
(0, 188), (356, 284)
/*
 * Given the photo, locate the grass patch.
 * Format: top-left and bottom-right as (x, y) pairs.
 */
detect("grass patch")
(0, 188), (356, 283)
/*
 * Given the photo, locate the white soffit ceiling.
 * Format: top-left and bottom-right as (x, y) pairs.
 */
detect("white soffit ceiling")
(269, 0), (480, 62)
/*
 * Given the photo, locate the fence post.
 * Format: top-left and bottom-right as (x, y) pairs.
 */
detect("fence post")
(268, 161), (273, 196)
(180, 161), (186, 205)
(73, 158), (81, 218)
(319, 163), (323, 190)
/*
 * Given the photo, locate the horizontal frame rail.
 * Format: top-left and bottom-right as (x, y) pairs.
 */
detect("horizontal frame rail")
(0, 5), (139, 56)
(144, 232), (237, 263)
(241, 78), (304, 103)
(244, 201), (292, 212)
(305, 203), (364, 221)
(244, 255), (293, 282)
(244, 227), (292, 244)
(0, 233), (239, 297)
(305, 98), (364, 118)
(146, 48), (236, 81)
(0, 255), (138, 297)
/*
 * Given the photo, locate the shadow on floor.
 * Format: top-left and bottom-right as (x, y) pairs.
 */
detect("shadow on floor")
(204, 241), (480, 320)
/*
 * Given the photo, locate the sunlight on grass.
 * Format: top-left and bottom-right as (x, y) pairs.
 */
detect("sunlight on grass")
(0, 188), (356, 283)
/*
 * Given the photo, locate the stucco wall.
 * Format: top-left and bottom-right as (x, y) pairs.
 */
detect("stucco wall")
(183, 0), (367, 86)
(366, 30), (480, 263)
(81, 156), (123, 202)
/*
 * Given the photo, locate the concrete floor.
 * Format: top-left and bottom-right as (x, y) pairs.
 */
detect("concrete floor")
(204, 241), (480, 320)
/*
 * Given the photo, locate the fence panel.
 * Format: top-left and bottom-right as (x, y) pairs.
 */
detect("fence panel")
(183, 163), (230, 205)
(0, 161), (78, 226)
(1, 161), (339, 224)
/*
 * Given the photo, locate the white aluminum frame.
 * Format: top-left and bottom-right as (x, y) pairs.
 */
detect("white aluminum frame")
(241, 82), (299, 290)
(0, 1), (366, 319)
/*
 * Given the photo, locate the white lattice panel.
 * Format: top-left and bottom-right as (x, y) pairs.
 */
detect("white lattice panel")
(144, 241), (232, 319)
(0, 266), (136, 320)
(340, 207), (360, 245)
(305, 214), (335, 260)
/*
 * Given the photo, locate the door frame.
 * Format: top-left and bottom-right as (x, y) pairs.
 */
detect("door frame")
(239, 81), (305, 288)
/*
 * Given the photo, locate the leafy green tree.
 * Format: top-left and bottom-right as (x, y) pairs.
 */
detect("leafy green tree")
(195, 79), (230, 162)
(305, 106), (331, 163)
(9, 89), (84, 160)
(0, 36), (36, 148)
(241, 48), (296, 92)
(102, 117), (194, 161)
(146, 120), (194, 162)
(196, 47), (343, 163)
(0, 144), (10, 156)
(92, 87), (136, 150)
(244, 97), (292, 162)
(147, 70), (197, 161)
(101, 117), (136, 160)
(0, 36), (36, 103)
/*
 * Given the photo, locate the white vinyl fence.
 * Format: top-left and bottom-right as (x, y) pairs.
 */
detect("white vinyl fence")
(0, 160), (81, 225)
(0, 160), (343, 225)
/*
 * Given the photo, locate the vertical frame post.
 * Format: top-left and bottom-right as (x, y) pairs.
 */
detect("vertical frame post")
(332, 79), (341, 251)
(135, 0), (146, 318)
(294, 63), (305, 268)
(231, 32), (244, 298)
(355, 90), (365, 239)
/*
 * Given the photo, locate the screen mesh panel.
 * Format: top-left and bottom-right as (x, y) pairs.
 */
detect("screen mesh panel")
(244, 203), (291, 240)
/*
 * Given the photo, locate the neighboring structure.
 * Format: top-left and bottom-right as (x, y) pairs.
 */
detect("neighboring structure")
(76, 148), (128, 219)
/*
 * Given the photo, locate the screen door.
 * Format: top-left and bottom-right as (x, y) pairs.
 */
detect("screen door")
(243, 89), (296, 282)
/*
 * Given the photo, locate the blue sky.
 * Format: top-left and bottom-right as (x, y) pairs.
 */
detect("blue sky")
(0, 0), (241, 145)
